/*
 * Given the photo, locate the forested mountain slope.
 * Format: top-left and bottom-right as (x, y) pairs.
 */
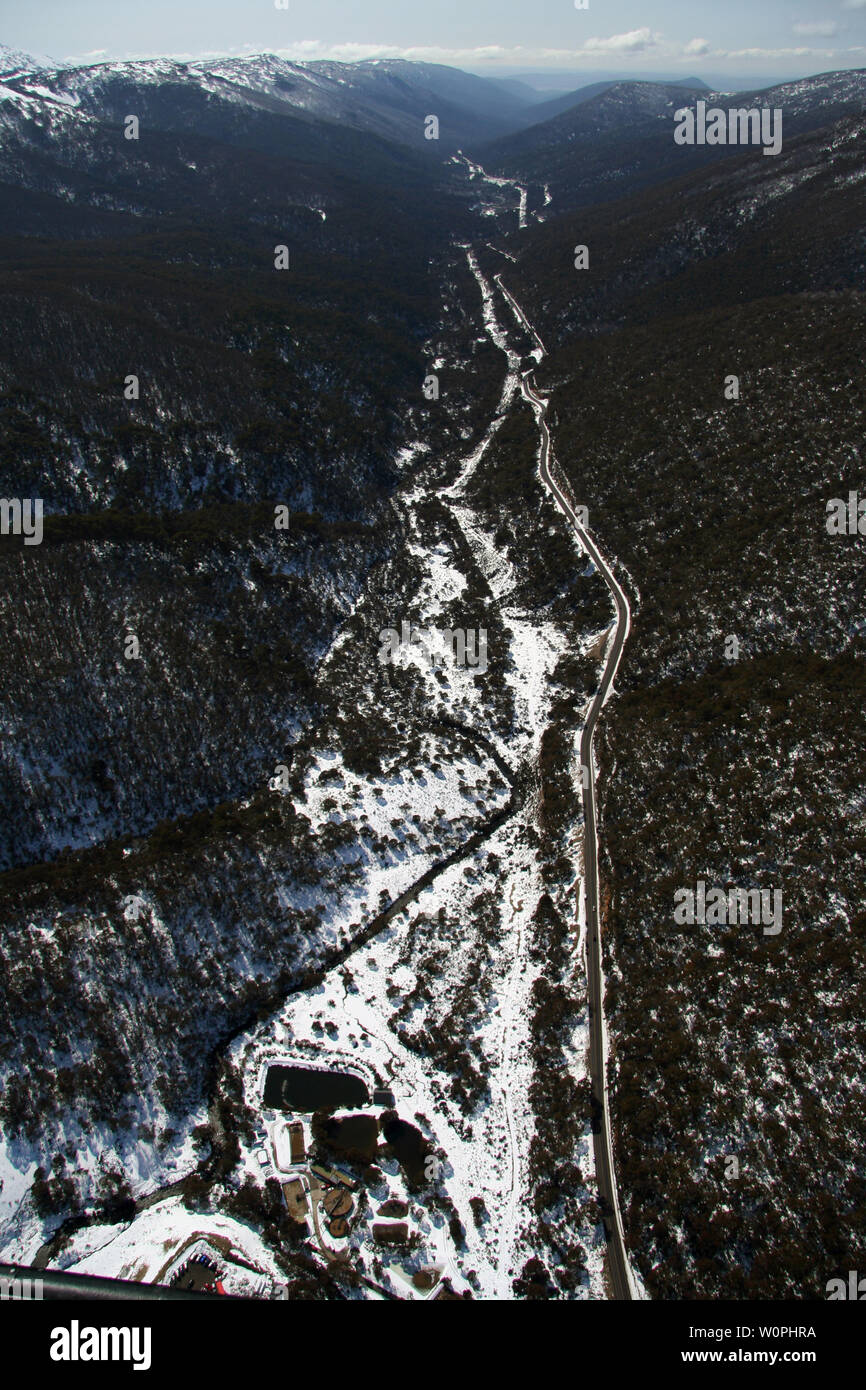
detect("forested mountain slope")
(500, 101), (866, 1298)
(476, 69), (866, 210)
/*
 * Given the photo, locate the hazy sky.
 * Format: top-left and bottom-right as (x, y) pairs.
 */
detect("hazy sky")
(3, 0), (865, 80)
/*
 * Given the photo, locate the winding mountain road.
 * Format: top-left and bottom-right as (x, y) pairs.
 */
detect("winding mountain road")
(496, 274), (636, 1300)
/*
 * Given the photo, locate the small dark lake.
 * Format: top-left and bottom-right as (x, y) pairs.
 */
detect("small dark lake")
(318, 1113), (379, 1162)
(381, 1115), (429, 1185)
(263, 1064), (369, 1113)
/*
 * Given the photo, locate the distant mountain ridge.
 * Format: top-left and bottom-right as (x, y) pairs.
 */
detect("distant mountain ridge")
(0, 51), (535, 150)
(0, 41), (55, 75)
(502, 75), (712, 132)
(474, 68), (866, 208)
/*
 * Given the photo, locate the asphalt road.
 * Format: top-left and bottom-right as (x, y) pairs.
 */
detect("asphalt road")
(518, 360), (635, 1301)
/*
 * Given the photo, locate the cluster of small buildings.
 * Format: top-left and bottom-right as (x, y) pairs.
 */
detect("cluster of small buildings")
(254, 1063), (442, 1288)
(261, 1115), (359, 1255)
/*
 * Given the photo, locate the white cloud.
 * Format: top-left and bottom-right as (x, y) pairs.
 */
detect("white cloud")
(199, 34), (690, 70)
(842, 1), (866, 11)
(268, 40), (847, 66)
(794, 21), (838, 36)
(717, 46), (820, 57)
(582, 28), (659, 54)
(59, 34), (866, 74)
